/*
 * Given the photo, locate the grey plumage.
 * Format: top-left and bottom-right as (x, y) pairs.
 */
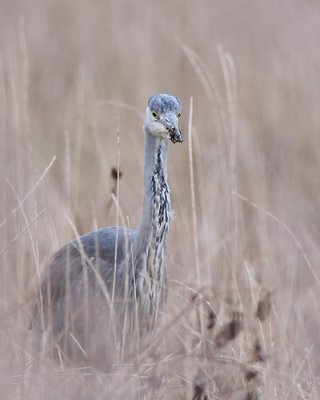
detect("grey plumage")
(32, 94), (183, 368)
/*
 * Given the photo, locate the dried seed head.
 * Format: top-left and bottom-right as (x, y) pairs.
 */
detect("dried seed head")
(244, 390), (259, 400)
(191, 293), (198, 302)
(207, 309), (216, 330)
(111, 166), (123, 180)
(215, 311), (243, 348)
(253, 337), (267, 362)
(245, 368), (257, 382)
(256, 291), (273, 322)
(192, 375), (206, 400)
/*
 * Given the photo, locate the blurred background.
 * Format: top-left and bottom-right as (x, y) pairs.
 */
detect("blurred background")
(1, 0), (320, 398)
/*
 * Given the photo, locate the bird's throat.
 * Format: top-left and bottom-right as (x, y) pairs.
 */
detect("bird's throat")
(133, 140), (170, 329)
(150, 143), (170, 258)
(138, 142), (170, 328)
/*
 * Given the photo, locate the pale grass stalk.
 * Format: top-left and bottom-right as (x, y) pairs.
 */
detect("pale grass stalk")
(111, 112), (121, 306)
(181, 42), (234, 299)
(231, 271), (243, 315)
(64, 129), (72, 214)
(243, 259), (258, 310)
(218, 45), (239, 267)
(187, 97), (203, 338)
(179, 43), (221, 106)
(180, 43), (228, 161)
(97, 99), (144, 120)
(0, 209), (45, 257)
(65, 214), (113, 305)
(284, 345), (314, 400)
(0, 155), (56, 231)
(180, 44), (230, 300)
(181, 43), (230, 179)
(139, 293), (204, 362)
(2, 156), (56, 340)
(109, 192), (133, 356)
(18, 16), (30, 137)
(170, 279), (217, 315)
(191, 127), (211, 278)
(7, 46), (20, 134)
(58, 214), (121, 364)
(56, 346), (65, 371)
(233, 191), (320, 286)
(69, 333), (87, 357)
(0, 57), (6, 134)
(180, 43), (232, 171)
(244, 259), (270, 377)
(73, 66), (86, 208)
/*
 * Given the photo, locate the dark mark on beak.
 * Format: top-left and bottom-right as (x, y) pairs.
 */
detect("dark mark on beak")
(169, 128), (183, 144)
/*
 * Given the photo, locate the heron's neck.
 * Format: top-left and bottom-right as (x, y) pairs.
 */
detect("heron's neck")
(133, 129), (170, 275)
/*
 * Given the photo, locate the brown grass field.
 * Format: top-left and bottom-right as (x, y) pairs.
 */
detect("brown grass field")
(1, 0), (320, 398)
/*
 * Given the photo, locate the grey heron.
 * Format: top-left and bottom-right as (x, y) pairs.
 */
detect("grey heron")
(32, 93), (183, 368)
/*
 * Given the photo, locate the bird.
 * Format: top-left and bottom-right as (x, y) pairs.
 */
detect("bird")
(32, 93), (183, 368)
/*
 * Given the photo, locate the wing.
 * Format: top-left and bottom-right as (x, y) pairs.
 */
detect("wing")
(32, 226), (137, 361)
(38, 227), (136, 304)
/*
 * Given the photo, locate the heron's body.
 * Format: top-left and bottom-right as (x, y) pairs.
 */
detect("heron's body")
(32, 94), (183, 367)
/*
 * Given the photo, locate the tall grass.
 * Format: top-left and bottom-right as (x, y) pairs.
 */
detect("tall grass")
(1, 0), (320, 398)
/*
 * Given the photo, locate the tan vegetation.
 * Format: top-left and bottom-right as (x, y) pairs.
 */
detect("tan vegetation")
(1, 0), (320, 398)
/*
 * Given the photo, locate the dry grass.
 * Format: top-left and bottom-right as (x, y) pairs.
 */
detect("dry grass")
(1, 0), (320, 398)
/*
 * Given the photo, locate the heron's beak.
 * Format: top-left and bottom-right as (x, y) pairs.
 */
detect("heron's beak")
(161, 114), (183, 144)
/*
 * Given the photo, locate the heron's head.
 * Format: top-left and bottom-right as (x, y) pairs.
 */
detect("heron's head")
(145, 93), (183, 144)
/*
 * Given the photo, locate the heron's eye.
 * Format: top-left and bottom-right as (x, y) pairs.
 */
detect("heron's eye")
(177, 112), (181, 118)
(152, 111), (158, 119)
